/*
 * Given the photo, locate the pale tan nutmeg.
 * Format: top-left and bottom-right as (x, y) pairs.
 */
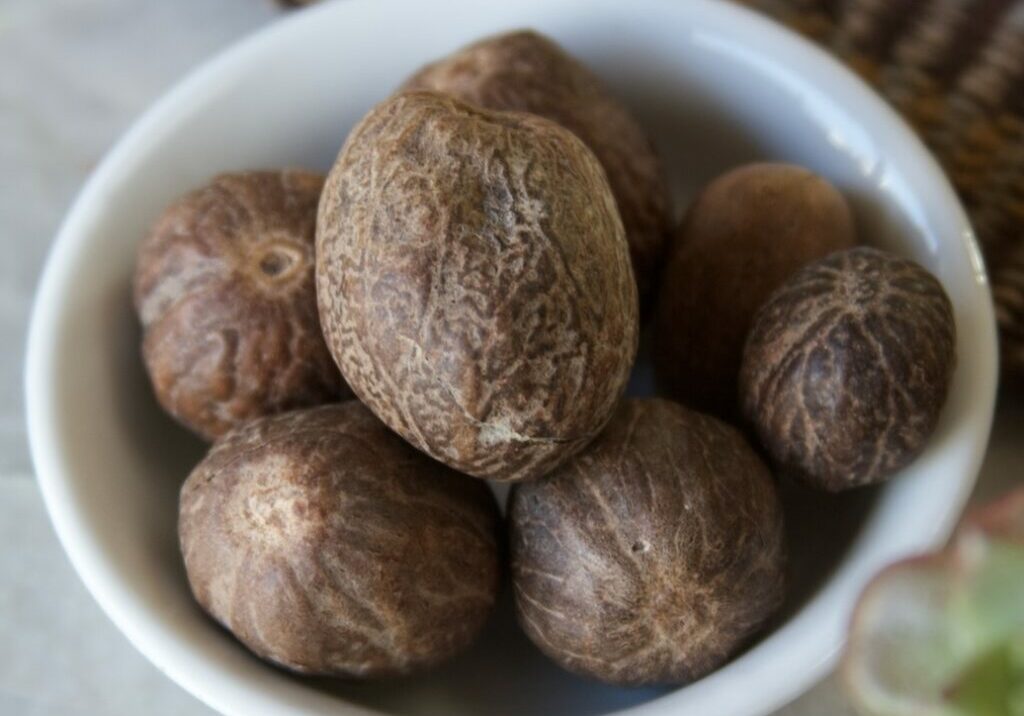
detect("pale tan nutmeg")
(134, 170), (348, 440)
(740, 246), (956, 491)
(316, 91), (639, 483)
(654, 162), (856, 419)
(403, 30), (670, 304)
(509, 398), (785, 686)
(179, 402), (503, 678)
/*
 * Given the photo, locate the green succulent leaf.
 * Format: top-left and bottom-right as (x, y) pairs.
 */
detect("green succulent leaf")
(948, 539), (1024, 652)
(844, 487), (1024, 716)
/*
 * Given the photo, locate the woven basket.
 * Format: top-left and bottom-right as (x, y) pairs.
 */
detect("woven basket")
(739, 0), (1024, 384)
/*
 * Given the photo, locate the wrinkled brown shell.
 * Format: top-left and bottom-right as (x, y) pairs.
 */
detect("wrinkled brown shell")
(740, 246), (956, 492)
(403, 30), (670, 303)
(134, 171), (346, 440)
(179, 402), (503, 677)
(654, 163), (856, 418)
(317, 91), (638, 483)
(509, 398), (785, 686)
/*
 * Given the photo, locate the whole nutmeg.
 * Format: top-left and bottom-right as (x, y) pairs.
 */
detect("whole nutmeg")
(403, 30), (670, 303)
(317, 91), (638, 483)
(654, 162), (856, 418)
(740, 246), (957, 491)
(509, 398), (785, 686)
(134, 170), (347, 440)
(179, 402), (503, 677)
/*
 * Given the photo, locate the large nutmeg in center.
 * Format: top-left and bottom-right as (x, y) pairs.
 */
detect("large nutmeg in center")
(316, 91), (639, 483)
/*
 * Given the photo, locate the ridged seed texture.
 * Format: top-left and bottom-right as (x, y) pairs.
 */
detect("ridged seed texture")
(134, 170), (346, 440)
(179, 402), (503, 677)
(316, 91), (639, 483)
(510, 398), (785, 686)
(740, 246), (957, 491)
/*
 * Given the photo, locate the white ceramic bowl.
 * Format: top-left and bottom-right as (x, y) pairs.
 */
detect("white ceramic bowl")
(26, 1), (997, 715)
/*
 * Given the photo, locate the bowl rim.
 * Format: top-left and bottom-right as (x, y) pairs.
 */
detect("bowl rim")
(25, 1), (998, 715)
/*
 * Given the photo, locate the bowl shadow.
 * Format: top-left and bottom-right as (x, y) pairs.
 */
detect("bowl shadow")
(309, 587), (669, 716)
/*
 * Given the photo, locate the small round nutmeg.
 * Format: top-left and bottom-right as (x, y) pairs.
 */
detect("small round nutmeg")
(509, 398), (785, 686)
(179, 402), (503, 678)
(654, 163), (856, 418)
(403, 30), (670, 303)
(740, 246), (957, 492)
(134, 170), (347, 440)
(317, 91), (638, 483)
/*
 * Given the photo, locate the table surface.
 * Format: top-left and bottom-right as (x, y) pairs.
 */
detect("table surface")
(1, 1), (1020, 714)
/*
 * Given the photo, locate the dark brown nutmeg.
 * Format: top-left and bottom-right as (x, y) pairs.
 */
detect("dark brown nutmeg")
(509, 398), (785, 686)
(179, 402), (503, 678)
(654, 162), (856, 418)
(740, 246), (957, 492)
(403, 29), (670, 303)
(317, 91), (638, 483)
(134, 170), (348, 440)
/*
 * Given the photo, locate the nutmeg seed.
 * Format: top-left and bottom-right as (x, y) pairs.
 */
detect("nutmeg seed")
(740, 246), (957, 491)
(134, 170), (347, 440)
(654, 163), (856, 418)
(316, 91), (638, 483)
(403, 29), (670, 304)
(179, 402), (503, 677)
(510, 398), (785, 686)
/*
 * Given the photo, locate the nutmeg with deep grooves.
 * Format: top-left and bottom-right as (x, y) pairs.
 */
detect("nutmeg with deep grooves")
(316, 91), (639, 483)
(740, 246), (957, 491)
(509, 398), (785, 686)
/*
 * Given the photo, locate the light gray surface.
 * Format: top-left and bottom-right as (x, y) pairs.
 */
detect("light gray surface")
(0, 0), (278, 476)
(1, 0), (1019, 714)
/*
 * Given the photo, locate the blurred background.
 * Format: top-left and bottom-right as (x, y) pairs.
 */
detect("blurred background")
(2, 0), (1022, 714)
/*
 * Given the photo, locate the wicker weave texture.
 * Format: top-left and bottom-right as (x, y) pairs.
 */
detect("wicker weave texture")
(739, 0), (1024, 382)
